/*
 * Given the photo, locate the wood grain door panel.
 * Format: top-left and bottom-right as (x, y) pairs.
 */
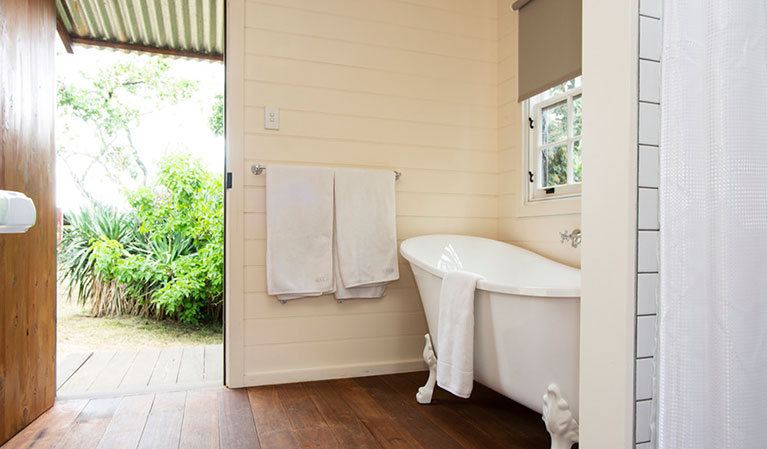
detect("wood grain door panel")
(0, 0), (57, 444)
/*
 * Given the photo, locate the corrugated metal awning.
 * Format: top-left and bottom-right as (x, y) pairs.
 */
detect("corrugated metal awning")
(55, 0), (224, 61)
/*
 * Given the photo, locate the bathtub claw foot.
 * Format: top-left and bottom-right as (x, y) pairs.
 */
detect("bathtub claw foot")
(542, 384), (579, 449)
(416, 333), (437, 404)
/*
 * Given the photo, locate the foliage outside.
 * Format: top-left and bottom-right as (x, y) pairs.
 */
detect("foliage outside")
(59, 153), (223, 325)
(57, 57), (198, 205)
(209, 94), (224, 137)
(56, 55), (224, 325)
(538, 78), (583, 188)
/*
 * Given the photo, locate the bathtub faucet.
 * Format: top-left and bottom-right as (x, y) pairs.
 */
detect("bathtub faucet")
(560, 229), (582, 248)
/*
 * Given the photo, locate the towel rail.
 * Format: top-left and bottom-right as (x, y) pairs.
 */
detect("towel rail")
(250, 163), (401, 180)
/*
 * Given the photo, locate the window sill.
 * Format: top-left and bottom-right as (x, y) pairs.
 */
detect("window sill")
(516, 194), (581, 218)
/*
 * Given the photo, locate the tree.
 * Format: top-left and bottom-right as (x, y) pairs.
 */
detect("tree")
(57, 56), (197, 204)
(209, 93), (224, 137)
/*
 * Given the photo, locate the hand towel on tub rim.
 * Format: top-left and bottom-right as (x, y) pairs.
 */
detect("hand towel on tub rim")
(436, 270), (484, 398)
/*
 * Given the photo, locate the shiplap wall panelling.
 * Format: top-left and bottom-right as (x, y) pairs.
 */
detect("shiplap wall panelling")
(230, 0), (500, 386)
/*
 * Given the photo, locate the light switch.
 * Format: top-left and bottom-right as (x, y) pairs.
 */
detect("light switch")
(265, 106), (280, 130)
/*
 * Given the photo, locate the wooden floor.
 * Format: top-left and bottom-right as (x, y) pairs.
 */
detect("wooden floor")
(3, 372), (552, 449)
(57, 345), (223, 397)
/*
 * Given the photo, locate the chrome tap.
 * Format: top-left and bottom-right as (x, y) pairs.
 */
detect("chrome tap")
(560, 229), (582, 248)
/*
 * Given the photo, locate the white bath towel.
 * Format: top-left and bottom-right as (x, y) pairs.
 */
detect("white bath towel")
(436, 270), (483, 398)
(332, 243), (386, 299)
(266, 165), (335, 301)
(333, 168), (399, 300)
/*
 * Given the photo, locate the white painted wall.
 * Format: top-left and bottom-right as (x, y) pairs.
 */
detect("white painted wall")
(226, 0), (499, 387)
(580, 0), (639, 447)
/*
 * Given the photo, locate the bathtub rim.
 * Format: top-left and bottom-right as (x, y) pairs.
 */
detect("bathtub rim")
(400, 234), (580, 298)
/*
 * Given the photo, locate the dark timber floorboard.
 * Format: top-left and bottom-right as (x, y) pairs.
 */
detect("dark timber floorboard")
(2, 372), (552, 449)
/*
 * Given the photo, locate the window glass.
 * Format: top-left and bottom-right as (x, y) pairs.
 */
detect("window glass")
(573, 140), (582, 183)
(542, 144), (568, 187)
(526, 76), (582, 201)
(573, 94), (582, 136)
(541, 101), (568, 145)
(541, 77), (581, 100)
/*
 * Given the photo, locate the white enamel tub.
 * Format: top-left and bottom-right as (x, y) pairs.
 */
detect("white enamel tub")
(401, 235), (580, 449)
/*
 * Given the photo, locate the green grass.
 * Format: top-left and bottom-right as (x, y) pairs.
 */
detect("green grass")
(57, 293), (222, 355)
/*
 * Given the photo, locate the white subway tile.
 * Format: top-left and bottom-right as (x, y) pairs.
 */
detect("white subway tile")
(637, 315), (657, 358)
(639, 103), (660, 146)
(636, 358), (654, 400)
(637, 273), (658, 315)
(638, 231), (659, 272)
(638, 188), (659, 230)
(640, 16), (662, 61)
(637, 10), (661, 445)
(639, 146), (659, 188)
(639, 60), (661, 103)
(636, 399), (654, 443)
(640, 0), (662, 19)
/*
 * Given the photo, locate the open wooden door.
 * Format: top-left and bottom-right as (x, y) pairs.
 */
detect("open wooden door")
(0, 0), (57, 444)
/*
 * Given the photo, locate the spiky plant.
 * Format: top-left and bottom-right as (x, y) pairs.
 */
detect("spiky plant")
(58, 205), (138, 308)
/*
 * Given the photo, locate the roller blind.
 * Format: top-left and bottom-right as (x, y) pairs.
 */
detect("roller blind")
(513, 0), (582, 102)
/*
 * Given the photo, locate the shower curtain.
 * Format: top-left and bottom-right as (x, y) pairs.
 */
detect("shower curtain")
(658, 1), (767, 448)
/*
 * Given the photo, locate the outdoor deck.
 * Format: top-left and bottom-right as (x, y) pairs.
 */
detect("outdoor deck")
(57, 345), (223, 397)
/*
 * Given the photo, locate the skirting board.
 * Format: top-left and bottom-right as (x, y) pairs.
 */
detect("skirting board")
(241, 358), (427, 387)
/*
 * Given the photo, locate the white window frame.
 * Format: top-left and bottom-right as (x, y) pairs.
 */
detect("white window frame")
(524, 83), (582, 202)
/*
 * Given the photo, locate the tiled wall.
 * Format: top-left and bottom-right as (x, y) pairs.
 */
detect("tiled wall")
(635, 0), (662, 446)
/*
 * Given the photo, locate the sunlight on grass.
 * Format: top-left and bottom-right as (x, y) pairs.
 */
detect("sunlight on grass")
(57, 293), (222, 355)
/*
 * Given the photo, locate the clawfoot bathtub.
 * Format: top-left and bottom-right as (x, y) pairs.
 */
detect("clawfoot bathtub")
(400, 235), (580, 449)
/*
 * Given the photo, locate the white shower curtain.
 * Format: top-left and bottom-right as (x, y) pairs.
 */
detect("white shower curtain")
(658, 1), (767, 448)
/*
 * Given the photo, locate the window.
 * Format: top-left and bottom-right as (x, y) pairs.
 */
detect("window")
(525, 76), (582, 201)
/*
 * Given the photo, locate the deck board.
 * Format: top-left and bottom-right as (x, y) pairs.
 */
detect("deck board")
(136, 391), (186, 449)
(95, 394), (154, 449)
(117, 348), (162, 390)
(56, 345), (222, 397)
(56, 353), (92, 389)
(89, 350), (137, 392)
(218, 388), (261, 449)
(177, 346), (205, 384)
(147, 348), (183, 387)
(178, 390), (220, 449)
(53, 397), (121, 449)
(0, 399), (88, 449)
(203, 345), (223, 381)
(57, 351), (116, 395)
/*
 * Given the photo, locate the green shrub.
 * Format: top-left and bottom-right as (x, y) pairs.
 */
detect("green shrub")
(58, 206), (140, 311)
(59, 153), (223, 324)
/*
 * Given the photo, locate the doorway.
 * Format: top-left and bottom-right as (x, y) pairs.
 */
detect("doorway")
(53, 32), (225, 398)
